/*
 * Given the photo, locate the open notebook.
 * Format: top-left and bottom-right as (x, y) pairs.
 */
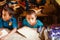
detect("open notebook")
(17, 27), (39, 38)
(0, 29), (8, 38)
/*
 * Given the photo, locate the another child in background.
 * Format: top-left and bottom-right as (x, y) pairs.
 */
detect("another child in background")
(0, 7), (18, 40)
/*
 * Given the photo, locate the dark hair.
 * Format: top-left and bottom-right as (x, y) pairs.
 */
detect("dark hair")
(2, 6), (14, 16)
(0, 0), (4, 2)
(26, 10), (36, 15)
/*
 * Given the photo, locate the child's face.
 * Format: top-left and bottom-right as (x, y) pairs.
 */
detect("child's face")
(2, 10), (11, 21)
(26, 13), (36, 21)
(26, 13), (37, 26)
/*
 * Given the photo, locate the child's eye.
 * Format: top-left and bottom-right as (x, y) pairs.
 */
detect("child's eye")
(3, 14), (6, 16)
(31, 18), (34, 20)
(32, 18), (34, 19)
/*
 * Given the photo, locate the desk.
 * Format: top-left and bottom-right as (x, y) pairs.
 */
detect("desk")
(5, 28), (40, 40)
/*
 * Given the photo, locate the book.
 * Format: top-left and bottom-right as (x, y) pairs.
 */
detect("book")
(17, 27), (39, 39)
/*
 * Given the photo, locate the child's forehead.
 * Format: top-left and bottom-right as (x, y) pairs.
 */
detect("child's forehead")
(3, 9), (8, 12)
(27, 13), (36, 15)
(27, 14), (35, 16)
(2, 10), (9, 14)
(27, 14), (36, 18)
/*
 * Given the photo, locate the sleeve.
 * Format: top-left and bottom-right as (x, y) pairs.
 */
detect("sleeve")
(22, 19), (26, 26)
(12, 18), (18, 28)
(0, 19), (3, 28)
(37, 20), (44, 27)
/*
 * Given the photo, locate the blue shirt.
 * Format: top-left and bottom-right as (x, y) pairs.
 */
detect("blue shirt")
(0, 17), (18, 30)
(23, 18), (43, 28)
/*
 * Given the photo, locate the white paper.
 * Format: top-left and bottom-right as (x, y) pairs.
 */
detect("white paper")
(0, 29), (8, 38)
(17, 27), (39, 38)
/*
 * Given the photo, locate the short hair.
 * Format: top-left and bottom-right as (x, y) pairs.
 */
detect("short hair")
(0, 0), (4, 2)
(26, 10), (36, 15)
(2, 6), (14, 16)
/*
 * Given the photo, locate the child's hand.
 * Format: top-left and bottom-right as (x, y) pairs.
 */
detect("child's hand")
(0, 31), (2, 36)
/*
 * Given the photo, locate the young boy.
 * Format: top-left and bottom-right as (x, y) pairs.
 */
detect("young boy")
(23, 10), (43, 34)
(22, 10), (49, 40)
(23, 10), (43, 30)
(0, 7), (18, 40)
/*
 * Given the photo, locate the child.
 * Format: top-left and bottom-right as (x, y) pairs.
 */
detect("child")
(22, 10), (44, 33)
(22, 10), (49, 40)
(23, 10), (43, 28)
(0, 7), (18, 40)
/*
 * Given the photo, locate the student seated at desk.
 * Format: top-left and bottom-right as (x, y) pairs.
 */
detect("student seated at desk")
(22, 10), (48, 40)
(23, 10), (43, 28)
(22, 10), (43, 32)
(0, 7), (18, 40)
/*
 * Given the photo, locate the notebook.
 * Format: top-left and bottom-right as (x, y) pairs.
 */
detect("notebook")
(17, 27), (38, 38)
